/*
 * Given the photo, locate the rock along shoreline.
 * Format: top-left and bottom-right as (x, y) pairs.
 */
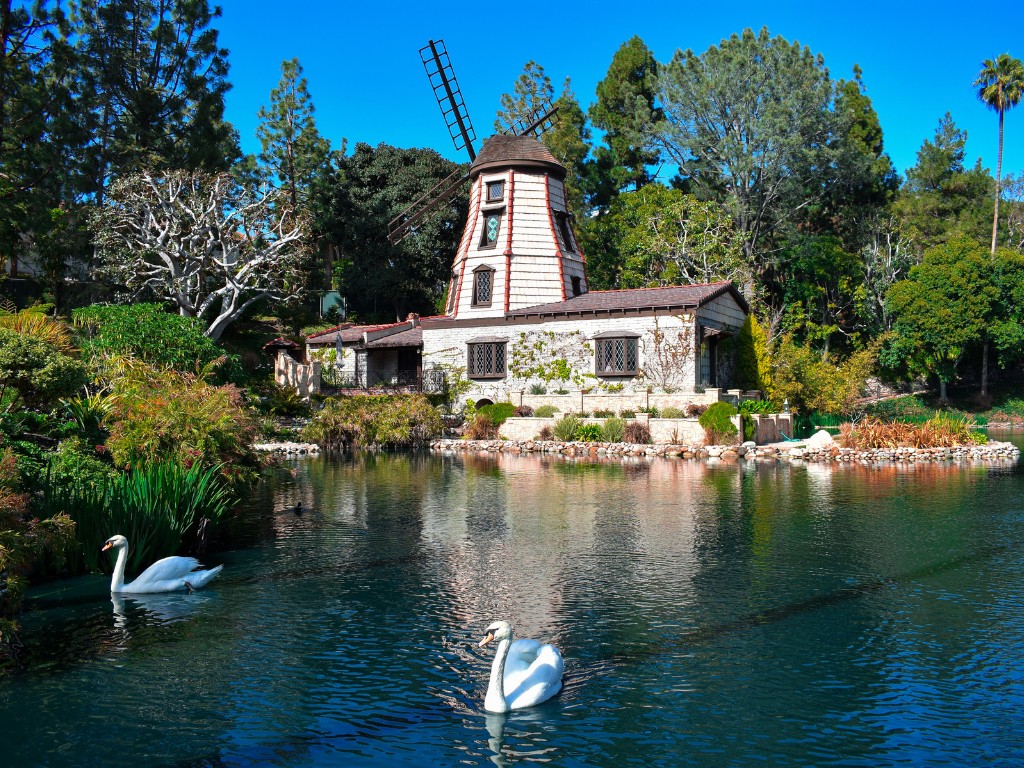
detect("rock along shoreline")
(429, 438), (1021, 465)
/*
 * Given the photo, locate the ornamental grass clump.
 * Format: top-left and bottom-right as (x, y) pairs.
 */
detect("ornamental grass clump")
(838, 415), (986, 450)
(601, 417), (626, 443)
(552, 414), (581, 441)
(623, 421), (652, 444)
(533, 404), (558, 418)
(699, 401), (739, 445)
(303, 395), (443, 451)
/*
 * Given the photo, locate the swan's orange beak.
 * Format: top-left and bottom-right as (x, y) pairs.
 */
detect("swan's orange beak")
(479, 632), (494, 647)
(101, 542), (113, 552)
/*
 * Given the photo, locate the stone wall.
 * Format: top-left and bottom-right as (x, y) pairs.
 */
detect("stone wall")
(274, 350), (321, 398)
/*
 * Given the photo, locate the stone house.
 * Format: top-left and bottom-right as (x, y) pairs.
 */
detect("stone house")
(303, 133), (750, 411)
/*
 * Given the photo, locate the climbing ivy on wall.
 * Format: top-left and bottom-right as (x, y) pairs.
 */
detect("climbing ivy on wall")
(508, 331), (594, 391)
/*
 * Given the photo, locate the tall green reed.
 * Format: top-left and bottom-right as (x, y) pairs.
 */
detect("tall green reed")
(44, 461), (231, 574)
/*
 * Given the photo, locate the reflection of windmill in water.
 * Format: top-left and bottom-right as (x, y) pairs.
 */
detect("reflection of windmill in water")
(389, 40), (587, 317)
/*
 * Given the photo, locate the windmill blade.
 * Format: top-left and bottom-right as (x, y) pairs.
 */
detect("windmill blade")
(421, 39), (476, 160)
(387, 168), (470, 245)
(504, 102), (560, 139)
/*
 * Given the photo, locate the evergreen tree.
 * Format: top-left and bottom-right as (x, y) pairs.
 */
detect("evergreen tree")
(895, 113), (993, 257)
(70, 0), (238, 202)
(589, 36), (662, 206)
(256, 58), (332, 210)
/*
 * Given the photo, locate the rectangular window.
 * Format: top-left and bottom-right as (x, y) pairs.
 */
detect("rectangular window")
(486, 180), (505, 202)
(472, 269), (493, 306)
(596, 338), (638, 376)
(468, 342), (506, 379)
(479, 211), (502, 249)
(553, 210), (575, 253)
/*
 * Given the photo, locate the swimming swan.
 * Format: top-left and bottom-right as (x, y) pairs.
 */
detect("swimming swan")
(478, 620), (564, 713)
(102, 535), (223, 594)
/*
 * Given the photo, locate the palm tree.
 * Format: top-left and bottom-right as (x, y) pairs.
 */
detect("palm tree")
(974, 53), (1024, 254)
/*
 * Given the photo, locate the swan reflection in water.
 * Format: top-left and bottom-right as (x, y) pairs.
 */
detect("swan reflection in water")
(482, 710), (561, 767)
(111, 592), (213, 633)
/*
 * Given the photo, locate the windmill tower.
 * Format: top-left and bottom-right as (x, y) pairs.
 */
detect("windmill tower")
(388, 40), (587, 319)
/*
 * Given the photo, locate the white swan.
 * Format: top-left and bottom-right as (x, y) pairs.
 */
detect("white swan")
(478, 620), (564, 713)
(102, 535), (224, 594)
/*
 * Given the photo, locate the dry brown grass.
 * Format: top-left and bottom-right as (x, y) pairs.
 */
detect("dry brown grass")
(837, 416), (985, 449)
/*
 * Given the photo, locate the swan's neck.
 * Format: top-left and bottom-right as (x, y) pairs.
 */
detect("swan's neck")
(110, 545), (128, 592)
(485, 637), (511, 713)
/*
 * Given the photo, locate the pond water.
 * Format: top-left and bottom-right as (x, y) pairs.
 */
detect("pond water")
(4, 447), (1024, 767)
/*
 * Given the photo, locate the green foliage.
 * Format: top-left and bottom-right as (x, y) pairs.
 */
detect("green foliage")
(894, 114), (993, 256)
(528, 383), (547, 395)
(884, 235), (997, 399)
(73, 304), (229, 374)
(699, 401), (739, 444)
(772, 337), (877, 415)
(533, 404), (558, 418)
(51, 461), (231, 575)
(589, 36), (662, 204)
(735, 313), (773, 394)
(586, 184), (745, 291)
(575, 423), (604, 441)
(105, 362), (259, 484)
(623, 421), (652, 444)
(477, 402), (517, 426)
(779, 234), (866, 355)
(312, 143), (467, 321)
(61, 390), (116, 445)
(71, 0), (237, 192)
(256, 58), (333, 209)
(508, 330), (593, 389)
(302, 395), (443, 451)
(601, 417), (626, 443)
(862, 395), (933, 422)
(552, 414), (582, 441)
(0, 327), (88, 413)
(660, 407), (685, 418)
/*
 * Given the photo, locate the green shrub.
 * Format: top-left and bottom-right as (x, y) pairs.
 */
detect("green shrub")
(602, 417), (626, 443)
(575, 423), (604, 441)
(624, 421), (651, 444)
(620, 409), (636, 418)
(73, 303), (230, 376)
(639, 406), (660, 417)
(303, 395), (443, 451)
(552, 414), (581, 441)
(0, 327), (88, 412)
(660, 406), (685, 419)
(477, 402), (517, 426)
(528, 383), (547, 395)
(592, 409), (614, 418)
(533, 404), (558, 418)
(699, 401), (739, 445)
(106, 363), (259, 485)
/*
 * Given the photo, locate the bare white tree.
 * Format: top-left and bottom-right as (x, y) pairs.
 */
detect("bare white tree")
(93, 171), (308, 340)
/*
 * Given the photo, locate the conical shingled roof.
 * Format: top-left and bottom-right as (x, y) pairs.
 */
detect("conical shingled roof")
(469, 134), (565, 179)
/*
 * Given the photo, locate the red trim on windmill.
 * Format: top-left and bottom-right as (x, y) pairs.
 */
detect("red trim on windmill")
(504, 171), (515, 312)
(449, 176), (484, 317)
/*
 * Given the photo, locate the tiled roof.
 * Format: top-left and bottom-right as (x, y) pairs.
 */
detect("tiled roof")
(363, 328), (422, 349)
(470, 134), (563, 177)
(505, 282), (748, 317)
(306, 322), (407, 345)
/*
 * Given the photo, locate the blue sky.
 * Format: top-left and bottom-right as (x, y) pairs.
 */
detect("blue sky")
(215, 1), (1023, 181)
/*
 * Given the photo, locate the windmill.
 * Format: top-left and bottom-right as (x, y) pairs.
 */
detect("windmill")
(387, 39), (558, 245)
